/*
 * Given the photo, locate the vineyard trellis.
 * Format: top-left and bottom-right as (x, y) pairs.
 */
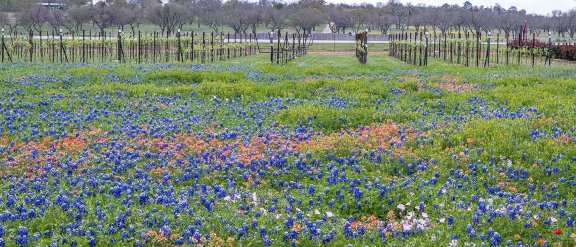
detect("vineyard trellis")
(0, 29), (259, 64)
(389, 30), (563, 67)
(255, 30), (311, 65)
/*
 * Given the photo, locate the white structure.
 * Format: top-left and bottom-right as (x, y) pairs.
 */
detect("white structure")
(91, 0), (169, 4)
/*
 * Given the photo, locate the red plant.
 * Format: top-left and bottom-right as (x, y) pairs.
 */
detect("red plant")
(554, 228), (562, 235)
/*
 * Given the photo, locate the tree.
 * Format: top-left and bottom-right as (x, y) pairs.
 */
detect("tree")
(372, 6), (394, 34)
(67, 6), (91, 32)
(496, 9), (522, 38)
(349, 7), (369, 33)
(222, 0), (255, 34)
(264, 4), (290, 32)
(196, 0), (224, 33)
(328, 6), (352, 33)
(18, 5), (49, 33)
(90, 2), (115, 35)
(146, 3), (190, 35)
(288, 6), (325, 34)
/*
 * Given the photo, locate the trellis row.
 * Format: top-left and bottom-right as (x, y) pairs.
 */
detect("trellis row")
(0, 30), (260, 64)
(389, 31), (557, 67)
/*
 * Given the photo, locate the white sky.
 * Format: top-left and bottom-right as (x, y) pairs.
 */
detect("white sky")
(323, 0), (576, 15)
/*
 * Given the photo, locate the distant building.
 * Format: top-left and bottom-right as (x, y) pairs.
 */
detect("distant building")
(38, 3), (67, 10)
(91, 0), (169, 4)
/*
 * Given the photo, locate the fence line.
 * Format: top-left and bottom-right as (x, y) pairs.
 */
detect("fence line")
(0, 29), (262, 64)
(389, 31), (561, 67)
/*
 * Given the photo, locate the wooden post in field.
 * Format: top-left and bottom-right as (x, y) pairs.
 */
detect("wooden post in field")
(270, 32), (274, 63)
(59, 29), (63, 63)
(153, 31), (157, 63)
(210, 32), (214, 62)
(517, 30), (521, 65)
(39, 31), (43, 62)
(484, 32), (491, 67)
(465, 32), (469, 66)
(82, 30), (85, 63)
(177, 29), (182, 62)
(117, 30), (123, 63)
(476, 31), (480, 67)
(191, 31), (195, 62)
(530, 32), (535, 67)
(424, 32), (429, 66)
(546, 31), (552, 66)
(202, 32), (206, 63)
(277, 30), (281, 64)
(443, 32), (447, 61)
(28, 29), (33, 62)
(505, 33), (509, 65)
(496, 33), (499, 64)
(1, 28), (4, 62)
(138, 31), (141, 63)
(408, 33), (412, 64)
(227, 33), (230, 59)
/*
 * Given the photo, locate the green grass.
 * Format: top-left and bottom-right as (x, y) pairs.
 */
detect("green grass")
(1, 53), (576, 246)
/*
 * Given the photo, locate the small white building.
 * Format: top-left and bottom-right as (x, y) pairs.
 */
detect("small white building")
(38, 2), (67, 10)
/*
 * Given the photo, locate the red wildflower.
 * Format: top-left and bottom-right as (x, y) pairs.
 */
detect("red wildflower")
(554, 228), (562, 235)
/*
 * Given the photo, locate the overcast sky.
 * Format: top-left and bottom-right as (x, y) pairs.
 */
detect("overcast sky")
(323, 0), (576, 15)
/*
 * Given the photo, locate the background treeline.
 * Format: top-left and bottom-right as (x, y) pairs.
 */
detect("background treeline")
(0, 0), (574, 40)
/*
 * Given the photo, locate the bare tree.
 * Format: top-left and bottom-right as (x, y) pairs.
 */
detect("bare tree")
(288, 5), (326, 34)
(146, 3), (190, 35)
(265, 4), (289, 32)
(567, 10), (576, 40)
(90, 2), (115, 35)
(496, 9), (522, 38)
(372, 6), (394, 34)
(328, 6), (351, 33)
(223, 0), (254, 34)
(18, 5), (49, 33)
(66, 6), (91, 32)
(196, 0), (224, 33)
(349, 7), (368, 33)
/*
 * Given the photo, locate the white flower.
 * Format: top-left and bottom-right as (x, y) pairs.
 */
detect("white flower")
(422, 212), (429, 218)
(314, 209), (321, 215)
(439, 218), (445, 223)
(551, 217), (558, 223)
(252, 193), (258, 205)
(407, 211), (414, 219)
(397, 204), (406, 211)
(448, 239), (459, 247)
(224, 196), (232, 201)
(326, 212), (334, 218)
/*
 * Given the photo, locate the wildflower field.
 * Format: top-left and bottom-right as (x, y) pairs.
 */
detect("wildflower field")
(0, 54), (575, 246)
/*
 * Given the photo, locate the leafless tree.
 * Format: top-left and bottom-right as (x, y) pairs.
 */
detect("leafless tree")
(195, 0), (224, 33)
(146, 3), (191, 35)
(288, 6), (326, 35)
(265, 5), (289, 33)
(67, 6), (91, 32)
(18, 5), (49, 33)
(90, 2), (115, 35)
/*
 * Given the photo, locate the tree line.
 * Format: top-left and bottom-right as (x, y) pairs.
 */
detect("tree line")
(0, 0), (575, 40)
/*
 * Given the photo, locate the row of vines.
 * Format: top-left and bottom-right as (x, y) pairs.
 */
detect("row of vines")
(0, 30), (257, 64)
(388, 31), (569, 67)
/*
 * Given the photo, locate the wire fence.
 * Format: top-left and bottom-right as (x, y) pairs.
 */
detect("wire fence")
(0, 30), (260, 64)
(389, 31), (567, 67)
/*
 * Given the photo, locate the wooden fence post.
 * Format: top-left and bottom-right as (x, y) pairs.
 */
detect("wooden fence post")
(531, 32), (536, 67)
(484, 32), (491, 67)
